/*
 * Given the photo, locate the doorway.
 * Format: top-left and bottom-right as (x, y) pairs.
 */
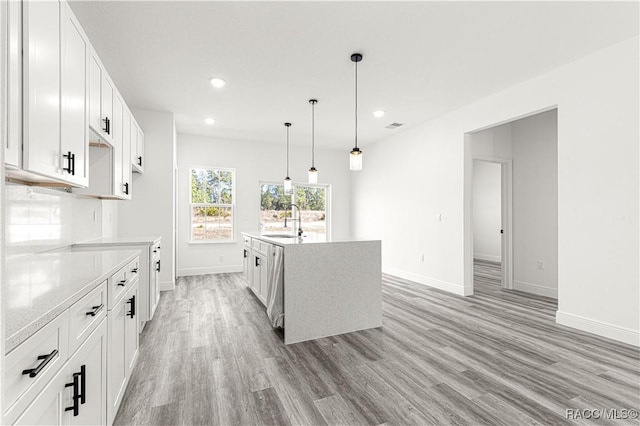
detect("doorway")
(473, 160), (508, 291)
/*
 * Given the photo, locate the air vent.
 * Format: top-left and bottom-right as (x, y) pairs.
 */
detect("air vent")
(385, 122), (405, 129)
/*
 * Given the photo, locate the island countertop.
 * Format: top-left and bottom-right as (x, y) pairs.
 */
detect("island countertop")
(74, 236), (161, 247)
(242, 232), (377, 246)
(4, 249), (140, 353)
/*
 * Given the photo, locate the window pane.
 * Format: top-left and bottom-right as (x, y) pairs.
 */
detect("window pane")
(205, 206), (233, 240)
(192, 206), (207, 240)
(297, 186), (326, 240)
(260, 184), (291, 234)
(219, 170), (233, 204)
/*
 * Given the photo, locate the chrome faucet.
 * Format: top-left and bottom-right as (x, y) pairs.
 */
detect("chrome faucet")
(284, 204), (303, 237)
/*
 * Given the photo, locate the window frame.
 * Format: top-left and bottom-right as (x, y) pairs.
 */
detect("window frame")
(258, 181), (331, 240)
(188, 166), (236, 244)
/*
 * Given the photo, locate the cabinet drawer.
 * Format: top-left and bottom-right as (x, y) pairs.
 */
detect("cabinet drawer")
(108, 258), (139, 308)
(252, 239), (268, 254)
(68, 281), (107, 355)
(4, 311), (69, 420)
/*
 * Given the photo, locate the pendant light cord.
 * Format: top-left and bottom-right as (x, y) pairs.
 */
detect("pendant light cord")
(285, 123), (290, 176)
(354, 59), (358, 150)
(311, 103), (315, 168)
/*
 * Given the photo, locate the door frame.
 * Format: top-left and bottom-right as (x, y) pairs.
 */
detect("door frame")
(464, 146), (513, 295)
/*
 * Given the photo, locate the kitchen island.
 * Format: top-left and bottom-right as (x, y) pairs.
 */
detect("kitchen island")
(242, 233), (382, 344)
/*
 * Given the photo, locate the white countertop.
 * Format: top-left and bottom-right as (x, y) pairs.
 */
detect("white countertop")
(74, 236), (161, 247)
(243, 232), (378, 247)
(4, 249), (140, 353)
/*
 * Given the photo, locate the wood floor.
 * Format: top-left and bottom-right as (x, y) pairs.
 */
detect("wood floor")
(114, 261), (640, 425)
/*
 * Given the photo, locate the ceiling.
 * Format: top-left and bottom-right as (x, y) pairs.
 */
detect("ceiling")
(69, 1), (638, 150)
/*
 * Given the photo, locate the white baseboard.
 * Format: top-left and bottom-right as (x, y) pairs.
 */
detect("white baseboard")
(177, 265), (243, 277)
(556, 311), (639, 347)
(159, 280), (175, 292)
(383, 267), (469, 296)
(473, 253), (502, 263)
(513, 280), (557, 299)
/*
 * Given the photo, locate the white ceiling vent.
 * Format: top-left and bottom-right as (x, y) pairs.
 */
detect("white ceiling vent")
(385, 122), (405, 129)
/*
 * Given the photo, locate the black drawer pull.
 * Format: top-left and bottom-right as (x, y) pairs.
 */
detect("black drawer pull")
(255, 256), (260, 267)
(85, 304), (104, 317)
(156, 260), (161, 272)
(117, 279), (127, 287)
(128, 295), (136, 318)
(131, 267), (138, 273)
(22, 349), (58, 378)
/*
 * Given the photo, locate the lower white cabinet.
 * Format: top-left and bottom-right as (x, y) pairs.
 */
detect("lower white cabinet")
(107, 281), (139, 425)
(11, 317), (107, 426)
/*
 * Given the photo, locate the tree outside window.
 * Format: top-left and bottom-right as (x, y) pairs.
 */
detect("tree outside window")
(190, 167), (234, 241)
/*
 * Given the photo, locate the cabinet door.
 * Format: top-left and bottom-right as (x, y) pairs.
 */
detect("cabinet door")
(6, 0), (22, 168)
(101, 76), (114, 144)
(66, 319), (107, 426)
(149, 259), (160, 320)
(242, 248), (250, 283)
(121, 107), (132, 199)
(124, 284), (139, 374)
(88, 53), (102, 136)
(60, 1), (89, 187)
(136, 128), (144, 172)
(130, 120), (138, 170)
(22, 0), (61, 180)
(259, 253), (269, 302)
(107, 296), (127, 424)
(12, 368), (66, 426)
(113, 95), (124, 197)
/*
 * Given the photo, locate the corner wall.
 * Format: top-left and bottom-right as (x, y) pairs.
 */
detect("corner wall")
(353, 37), (639, 346)
(117, 108), (177, 290)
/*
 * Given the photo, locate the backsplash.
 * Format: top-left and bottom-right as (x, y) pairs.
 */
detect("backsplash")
(4, 183), (113, 257)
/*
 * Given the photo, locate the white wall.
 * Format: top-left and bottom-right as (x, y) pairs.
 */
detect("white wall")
(176, 133), (351, 276)
(512, 110), (558, 298)
(472, 161), (501, 262)
(117, 108), (176, 290)
(353, 37), (639, 346)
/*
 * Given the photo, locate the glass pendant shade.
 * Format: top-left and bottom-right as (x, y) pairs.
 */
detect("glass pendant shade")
(308, 167), (318, 184)
(350, 147), (362, 171)
(284, 177), (293, 194)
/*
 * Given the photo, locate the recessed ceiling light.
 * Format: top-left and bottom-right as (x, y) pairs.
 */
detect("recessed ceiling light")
(373, 110), (385, 118)
(204, 117), (216, 125)
(209, 77), (226, 88)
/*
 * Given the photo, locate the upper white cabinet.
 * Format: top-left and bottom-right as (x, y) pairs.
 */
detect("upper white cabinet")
(131, 121), (144, 174)
(22, 0), (62, 180)
(9, 0), (89, 187)
(60, 0), (89, 187)
(5, 0), (22, 169)
(88, 51), (114, 146)
(121, 105), (132, 199)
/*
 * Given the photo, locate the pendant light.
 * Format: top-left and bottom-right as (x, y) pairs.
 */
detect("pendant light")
(283, 122), (293, 194)
(349, 53), (363, 171)
(308, 99), (318, 184)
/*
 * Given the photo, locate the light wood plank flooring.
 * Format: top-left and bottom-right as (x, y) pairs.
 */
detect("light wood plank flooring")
(115, 262), (640, 425)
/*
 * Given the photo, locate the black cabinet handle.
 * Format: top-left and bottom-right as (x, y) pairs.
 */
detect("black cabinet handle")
(22, 349), (58, 378)
(79, 365), (86, 404)
(85, 304), (104, 317)
(155, 260), (161, 272)
(65, 366), (83, 416)
(63, 151), (75, 175)
(123, 182), (129, 195)
(243, 249), (248, 258)
(255, 256), (260, 267)
(128, 295), (136, 318)
(131, 267), (138, 273)
(117, 279), (126, 287)
(103, 117), (110, 135)
(137, 156), (142, 166)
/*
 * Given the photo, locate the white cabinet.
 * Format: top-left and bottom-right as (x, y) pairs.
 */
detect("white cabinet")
(121, 106), (132, 199)
(132, 122), (144, 174)
(12, 367), (67, 426)
(253, 251), (268, 305)
(107, 279), (138, 425)
(88, 50), (114, 145)
(112, 95), (125, 197)
(5, 0), (22, 169)
(60, 0), (89, 187)
(149, 241), (161, 321)
(22, 0), (61, 180)
(13, 0), (89, 187)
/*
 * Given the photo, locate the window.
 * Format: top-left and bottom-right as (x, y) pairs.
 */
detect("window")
(190, 167), (234, 242)
(260, 182), (329, 241)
